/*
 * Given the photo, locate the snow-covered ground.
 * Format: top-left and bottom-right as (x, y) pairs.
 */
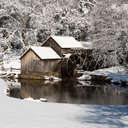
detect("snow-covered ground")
(78, 66), (128, 84)
(0, 79), (128, 128)
(0, 55), (21, 77)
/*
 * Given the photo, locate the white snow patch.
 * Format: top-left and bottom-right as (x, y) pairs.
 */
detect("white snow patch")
(78, 71), (91, 81)
(63, 53), (72, 58)
(40, 98), (47, 102)
(78, 66), (128, 83)
(111, 4), (117, 10)
(24, 97), (40, 102)
(92, 66), (127, 75)
(2, 55), (21, 75)
(44, 76), (61, 81)
(92, 66), (128, 83)
(3, 58), (21, 69)
(80, 41), (93, 49)
(0, 79), (128, 128)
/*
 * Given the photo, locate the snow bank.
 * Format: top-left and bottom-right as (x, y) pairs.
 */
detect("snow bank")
(92, 66), (128, 84)
(78, 71), (91, 81)
(3, 59), (21, 69)
(92, 66), (128, 75)
(78, 66), (128, 84)
(2, 56), (21, 75)
(0, 56), (21, 79)
(24, 97), (47, 102)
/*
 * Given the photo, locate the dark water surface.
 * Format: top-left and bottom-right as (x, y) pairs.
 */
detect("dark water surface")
(6, 79), (128, 105)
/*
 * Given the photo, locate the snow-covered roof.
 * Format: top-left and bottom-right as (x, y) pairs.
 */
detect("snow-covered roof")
(80, 41), (93, 49)
(21, 46), (61, 60)
(51, 36), (84, 49)
(48, 35), (93, 49)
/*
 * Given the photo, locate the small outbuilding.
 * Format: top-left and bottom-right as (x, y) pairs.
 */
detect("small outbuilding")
(19, 46), (61, 79)
(42, 35), (92, 57)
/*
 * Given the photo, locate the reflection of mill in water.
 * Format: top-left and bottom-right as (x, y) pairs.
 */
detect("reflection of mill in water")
(7, 79), (128, 105)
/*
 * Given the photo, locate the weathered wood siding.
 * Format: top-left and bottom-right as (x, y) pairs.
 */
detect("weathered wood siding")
(42, 37), (62, 56)
(61, 48), (74, 55)
(21, 50), (61, 75)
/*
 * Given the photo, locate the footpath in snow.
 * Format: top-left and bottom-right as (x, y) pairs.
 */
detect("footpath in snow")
(0, 79), (128, 128)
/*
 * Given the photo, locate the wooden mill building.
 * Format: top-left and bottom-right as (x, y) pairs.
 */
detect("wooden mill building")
(19, 35), (92, 79)
(19, 46), (61, 79)
(42, 36), (92, 57)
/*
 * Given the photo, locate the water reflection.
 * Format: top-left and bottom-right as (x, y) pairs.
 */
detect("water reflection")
(7, 79), (128, 105)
